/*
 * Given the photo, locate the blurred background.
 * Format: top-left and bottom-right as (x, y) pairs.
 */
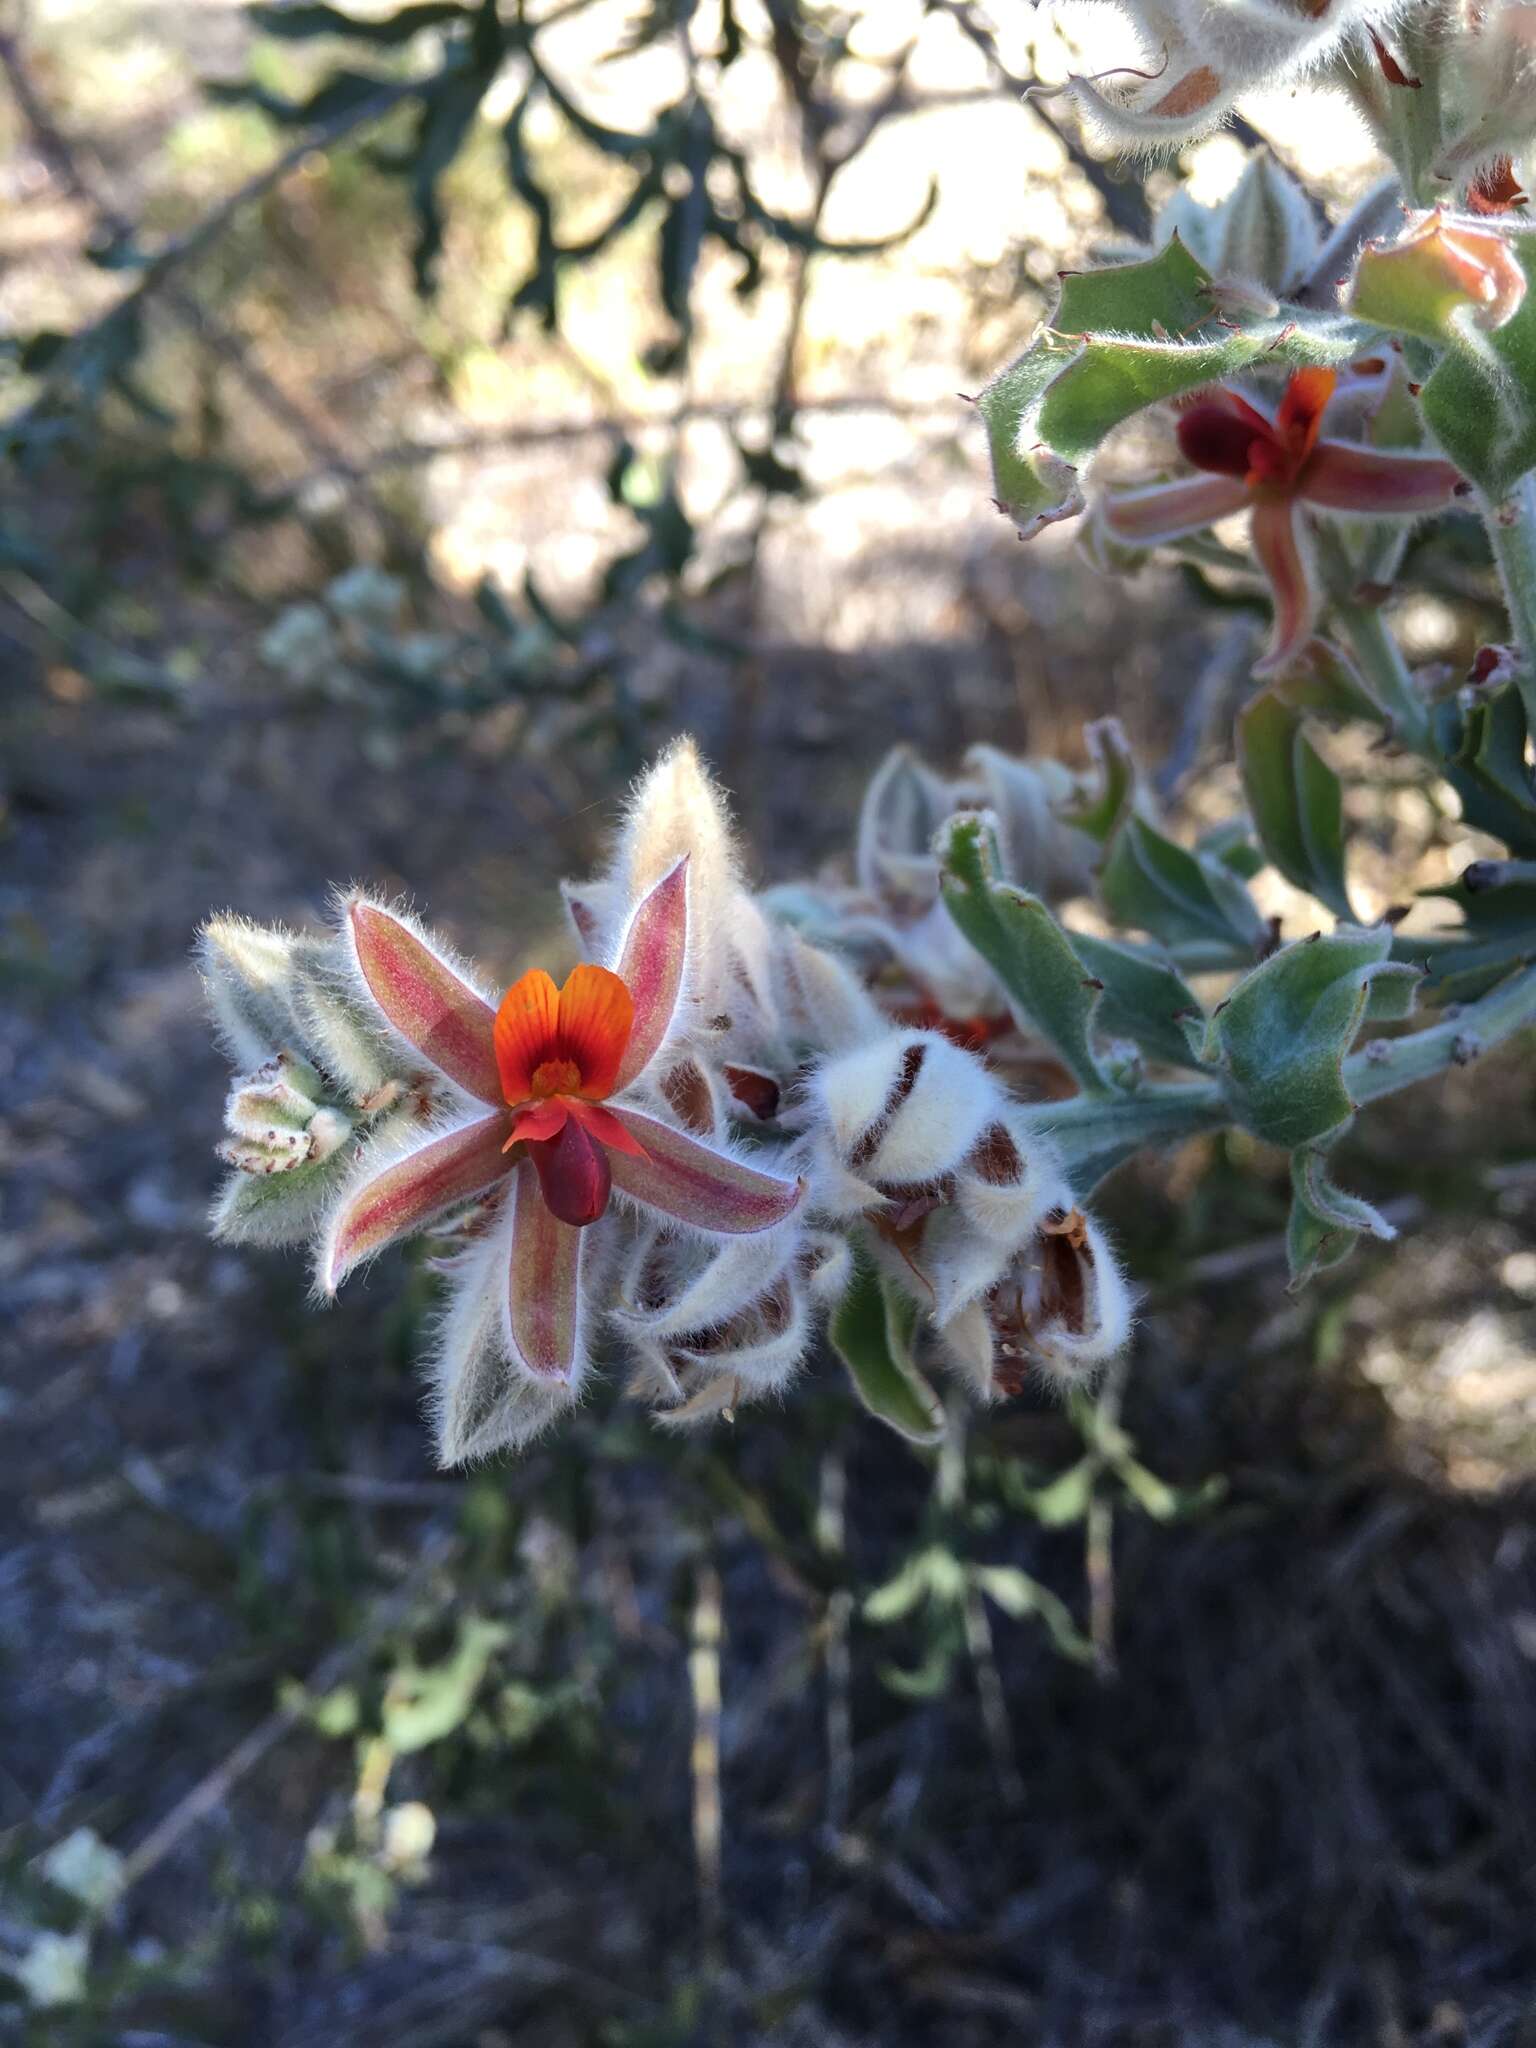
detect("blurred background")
(4, 2), (1536, 2041)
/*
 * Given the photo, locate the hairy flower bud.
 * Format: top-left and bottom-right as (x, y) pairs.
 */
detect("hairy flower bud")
(941, 1205), (1134, 1397)
(1352, 211), (1529, 341)
(218, 1052), (354, 1174)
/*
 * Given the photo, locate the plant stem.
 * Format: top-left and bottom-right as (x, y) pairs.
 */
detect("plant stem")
(1347, 961), (1536, 1104)
(1039, 962), (1536, 1184)
(1485, 476), (1536, 731)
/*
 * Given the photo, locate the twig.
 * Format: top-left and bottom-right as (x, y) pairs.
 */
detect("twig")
(816, 1449), (854, 1835)
(0, 20), (414, 548)
(962, 1584), (1026, 1808)
(688, 1558), (724, 1956)
(120, 1523), (458, 1889)
(18, 60), (447, 426)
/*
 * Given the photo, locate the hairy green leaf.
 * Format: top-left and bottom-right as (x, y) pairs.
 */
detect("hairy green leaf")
(1286, 1145), (1397, 1289)
(1206, 927), (1398, 1148)
(1071, 932), (1206, 1070)
(1238, 690), (1354, 920)
(1416, 236), (1536, 500)
(941, 815), (1110, 1094)
(1099, 815), (1269, 965)
(830, 1250), (944, 1446)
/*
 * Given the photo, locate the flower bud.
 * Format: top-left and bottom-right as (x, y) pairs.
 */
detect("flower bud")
(811, 1030), (1007, 1199)
(197, 914), (303, 1070)
(611, 737), (740, 997)
(219, 1052), (354, 1174)
(939, 1205), (1134, 1397)
(618, 1223), (815, 1423)
(1352, 212), (1529, 342)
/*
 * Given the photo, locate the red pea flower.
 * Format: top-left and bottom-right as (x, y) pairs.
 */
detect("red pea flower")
(317, 858), (805, 1382)
(1103, 366), (1467, 674)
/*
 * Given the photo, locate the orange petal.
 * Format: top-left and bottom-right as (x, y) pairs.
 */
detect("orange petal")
(495, 968), (560, 1104)
(557, 962), (634, 1099)
(1276, 367), (1337, 462)
(567, 1096), (648, 1157)
(508, 1097), (570, 1150)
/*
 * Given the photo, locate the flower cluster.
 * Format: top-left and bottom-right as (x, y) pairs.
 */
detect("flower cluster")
(199, 741), (1134, 1464)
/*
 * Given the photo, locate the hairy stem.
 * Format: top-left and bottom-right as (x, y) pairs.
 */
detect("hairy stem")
(1040, 963), (1536, 1186)
(1347, 961), (1536, 1103)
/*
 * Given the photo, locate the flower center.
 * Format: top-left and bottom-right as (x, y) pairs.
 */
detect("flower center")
(531, 1056), (583, 1099)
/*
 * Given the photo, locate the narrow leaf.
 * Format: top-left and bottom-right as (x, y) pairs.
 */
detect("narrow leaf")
(940, 815), (1109, 1094)
(830, 1250), (944, 1446)
(1238, 690), (1354, 919)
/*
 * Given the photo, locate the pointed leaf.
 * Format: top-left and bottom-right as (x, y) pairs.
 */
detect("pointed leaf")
(1286, 1145), (1397, 1290)
(1100, 815), (1269, 965)
(1071, 932), (1206, 1070)
(1204, 928), (1397, 1148)
(1238, 689), (1354, 920)
(940, 815), (1109, 1094)
(1433, 681), (1536, 856)
(830, 1250), (944, 1446)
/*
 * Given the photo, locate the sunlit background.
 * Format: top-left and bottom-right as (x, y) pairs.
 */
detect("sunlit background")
(3, 3), (1535, 2041)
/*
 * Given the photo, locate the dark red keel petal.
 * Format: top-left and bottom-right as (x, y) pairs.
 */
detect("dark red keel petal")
(529, 1114), (612, 1227)
(1177, 401), (1274, 480)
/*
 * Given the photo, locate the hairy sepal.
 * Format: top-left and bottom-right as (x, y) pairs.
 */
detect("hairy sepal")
(429, 1193), (579, 1467)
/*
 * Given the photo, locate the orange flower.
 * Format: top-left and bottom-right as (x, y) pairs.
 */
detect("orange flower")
(1104, 366), (1468, 674)
(318, 858), (805, 1380)
(494, 962), (647, 1225)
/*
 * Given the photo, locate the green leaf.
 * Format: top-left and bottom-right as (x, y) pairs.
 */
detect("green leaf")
(1100, 814), (1269, 965)
(1286, 1146), (1397, 1289)
(1053, 233), (1216, 338)
(1416, 236), (1536, 499)
(971, 1565), (1094, 1662)
(1205, 927), (1398, 1148)
(1071, 932), (1206, 1070)
(1012, 1456), (1097, 1528)
(1061, 715), (1137, 844)
(1237, 689), (1354, 920)
(830, 1251), (944, 1446)
(940, 815), (1110, 1094)
(250, 2), (473, 42)
(1270, 638), (1391, 725)
(1433, 680), (1536, 857)
(382, 1616), (510, 1753)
